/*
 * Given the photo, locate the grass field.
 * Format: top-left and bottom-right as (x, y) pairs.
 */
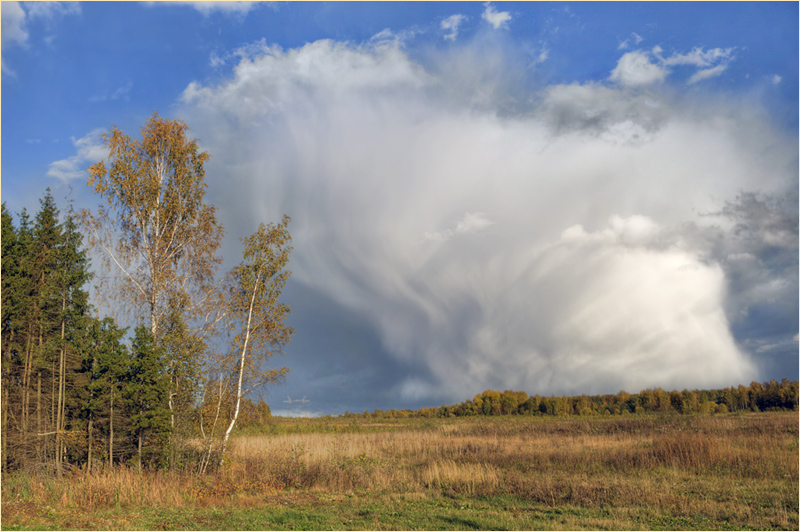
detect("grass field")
(2, 412), (797, 530)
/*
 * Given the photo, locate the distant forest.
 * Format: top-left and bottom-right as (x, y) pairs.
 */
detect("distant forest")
(342, 381), (799, 420)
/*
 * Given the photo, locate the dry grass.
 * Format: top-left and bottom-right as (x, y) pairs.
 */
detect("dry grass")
(2, 412), (797, 530)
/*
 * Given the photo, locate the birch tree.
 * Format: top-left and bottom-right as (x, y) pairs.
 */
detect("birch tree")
(217, 217), (293, 466)
(81, 111), (223, 339)
(81, 112), (224, 457)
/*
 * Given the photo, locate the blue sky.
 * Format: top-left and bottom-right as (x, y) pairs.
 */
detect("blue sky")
(3, 2), (798, 416)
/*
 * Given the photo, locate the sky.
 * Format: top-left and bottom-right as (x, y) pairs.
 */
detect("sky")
(2, 1), (798, 416)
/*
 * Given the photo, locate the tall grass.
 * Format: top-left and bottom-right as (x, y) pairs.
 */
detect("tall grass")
(2, 412), (797, 529)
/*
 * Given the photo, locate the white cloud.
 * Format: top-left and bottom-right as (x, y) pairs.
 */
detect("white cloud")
(424, 212), (495, 242)
(150, 1), (258, 16)
(2, 1), (80, 74)
(2, 2), (28, 48)
(177, 38), (794, 401)
(609, 51), (667, 87)
(441, 14), (467, 41)
(611, 46), (735, 87)
(481, 2), (511, 30)
(618, 32), (644, 50)
(688, 64), (727, 85)
(89, 81), (133, 103)
(369, 27), (422, 47)
(47, 129), (108, 182)
(772, 74), (782, 85)
(23, 1), (81, 20)
(660, 46), (735, 68)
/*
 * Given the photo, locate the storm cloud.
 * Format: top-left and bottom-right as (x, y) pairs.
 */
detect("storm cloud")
(178, 36), (797, 408)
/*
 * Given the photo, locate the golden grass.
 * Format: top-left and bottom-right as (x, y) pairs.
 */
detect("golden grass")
(2, 412), (797, 530)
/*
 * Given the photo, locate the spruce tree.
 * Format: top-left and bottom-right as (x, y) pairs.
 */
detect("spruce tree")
(77, 317), (128, 470)
(1, 204), (18, 472)
(125, 326), (171, 470)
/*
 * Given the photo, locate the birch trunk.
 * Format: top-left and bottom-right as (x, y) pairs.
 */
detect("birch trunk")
(109, 385), (114, 465)
(219, 271), (261, 469)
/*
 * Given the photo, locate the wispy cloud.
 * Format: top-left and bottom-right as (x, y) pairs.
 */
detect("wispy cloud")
(482, 2), (511, 30)
(1, 1), (80, 74)
(23, 1), (81, 20)
(688, 64), (727, 85)
(149, 1), (260, 17)
(610, 45), (736, 87)
(424, 212), (495, 242)
(618, 32), (644, 50)
(441, 14), (467, 42)
(2, 2), (29, 48)
(89, 81), (133, 103)
(47, 129), (108, 182)
(659, 46), (735, 68)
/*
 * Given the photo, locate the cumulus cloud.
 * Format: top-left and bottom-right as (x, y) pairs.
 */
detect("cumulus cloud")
(47, 129), (108, 182)
(609, 50), (668, 87)
(176, 37), (794, 403)
(482, 2), (512, 30)
(441, 14), (467, 41)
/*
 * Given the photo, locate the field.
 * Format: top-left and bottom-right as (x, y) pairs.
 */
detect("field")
(2, 412), (797, 530)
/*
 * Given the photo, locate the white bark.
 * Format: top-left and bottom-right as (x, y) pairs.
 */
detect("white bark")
(219, 269), (262, 468)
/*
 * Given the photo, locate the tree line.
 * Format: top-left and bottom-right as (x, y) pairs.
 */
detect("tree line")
(2, 112), (292, 476)
(342, 380), (799, 420)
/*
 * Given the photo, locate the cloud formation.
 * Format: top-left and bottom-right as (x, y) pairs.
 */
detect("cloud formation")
(441, 14), (467, 42)
(618, 33), (643, 50)
(1, 2), (28, 48)
(609, 50), (667, 87)
(175, 37), (795, 404)
(1, 1), (80, 74)
(149, 1), (259, 17)
(47, 129), (108, 182)
(482, 2), (511, 30)
(610, 46), (736, 87)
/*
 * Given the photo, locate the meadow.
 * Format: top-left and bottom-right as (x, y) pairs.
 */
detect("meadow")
(2, 412), (797, 530)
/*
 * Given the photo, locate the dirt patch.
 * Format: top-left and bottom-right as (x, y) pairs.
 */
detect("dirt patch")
(2, 501), (41, 521)
(269, 491), (323, 507)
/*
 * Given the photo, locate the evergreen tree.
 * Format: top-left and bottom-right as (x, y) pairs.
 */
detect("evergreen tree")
(125, 326), (171, 470)
(77, 317), (128, 470)
(1, 191), (97, 473)
(1, 204), (19, 472)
